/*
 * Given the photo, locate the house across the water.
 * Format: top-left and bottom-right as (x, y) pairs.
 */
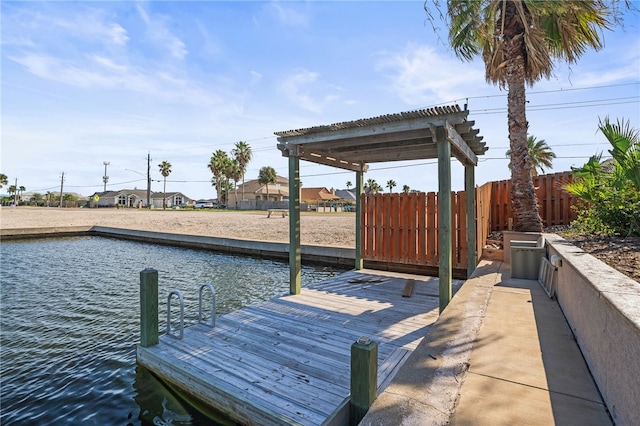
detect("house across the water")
(88, 189), (194, 209)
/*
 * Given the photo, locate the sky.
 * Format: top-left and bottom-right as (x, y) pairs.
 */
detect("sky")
(2, 1), (639, 200)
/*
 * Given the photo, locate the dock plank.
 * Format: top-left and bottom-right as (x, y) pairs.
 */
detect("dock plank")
(137, 270), (458, 425)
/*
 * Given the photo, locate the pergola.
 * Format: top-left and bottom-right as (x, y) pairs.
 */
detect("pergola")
(275, 105), (488, 312)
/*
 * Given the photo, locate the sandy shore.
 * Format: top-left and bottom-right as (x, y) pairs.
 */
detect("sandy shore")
(0, 207), (356, 247)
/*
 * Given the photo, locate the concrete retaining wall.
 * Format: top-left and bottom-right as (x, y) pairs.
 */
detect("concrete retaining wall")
(1, 226), (355, 268)
(544, 233), (640, 426)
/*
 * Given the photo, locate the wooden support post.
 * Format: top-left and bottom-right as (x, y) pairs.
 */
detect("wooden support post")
(465, 164), (477, 277)
(435, 125), (452, 313)
(350, 337), (378, 425)
(288, 154), (301, 295)
(355, 170), (364, 270)
(140, 268), (158, 347)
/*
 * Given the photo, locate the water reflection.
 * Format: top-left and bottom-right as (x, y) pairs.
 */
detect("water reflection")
(0, 236), (342, 425)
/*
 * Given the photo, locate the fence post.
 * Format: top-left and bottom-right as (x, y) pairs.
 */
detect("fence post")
(350, 337), (378, 425)
(140, 268), (159, 347)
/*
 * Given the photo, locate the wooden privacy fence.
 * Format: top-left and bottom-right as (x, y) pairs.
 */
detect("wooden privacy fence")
(361, 192), (469, 271)
(490, 171), (579, 231)
(360, 171), (579, 274)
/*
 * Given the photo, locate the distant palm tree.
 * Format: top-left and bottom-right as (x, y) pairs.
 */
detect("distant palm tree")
(208, 150), (231, 204)
(365, 178), (382, 194)
(158, 161), (172, 209)
(345, 181), (352, 190)
(258, 166), (277, 202)
(232, 141), (252, 202)
(506, 135), (556, 177)
(386, 179), (396, 193)
(226, 159), (244, 209)
(402, 185), (410, 194)
(0, 173), (8, 188)
(435, 0), (617, 231)
(32, 193), (44, 206)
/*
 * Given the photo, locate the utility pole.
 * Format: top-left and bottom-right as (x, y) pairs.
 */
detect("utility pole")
(146, 152), (151, 209)
(59, 172), (65, 208)
(103, 161), (110, 192)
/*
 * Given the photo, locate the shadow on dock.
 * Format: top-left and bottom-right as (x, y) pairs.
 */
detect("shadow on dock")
(137, 269), (463, 425)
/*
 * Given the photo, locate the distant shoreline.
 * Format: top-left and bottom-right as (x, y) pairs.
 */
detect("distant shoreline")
(0, 206), (356, 248)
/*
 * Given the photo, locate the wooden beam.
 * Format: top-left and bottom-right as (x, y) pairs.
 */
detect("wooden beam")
(355, 171), (364, 270)
(354, 145), (439, 163)
(290, 128), (435, 152)
(324, 132), (435, 154)
(433, 125), (452, 313)
(276, 113), (467, 146)
(140, 268), (159, 347)
(445, 121), (477, 166)
(299, 148), (366, 172)
(453, 120), (475, 135)
(465, 164), (477, 277)
(288, 155), (301, 295)
(402, 279), (415, 297)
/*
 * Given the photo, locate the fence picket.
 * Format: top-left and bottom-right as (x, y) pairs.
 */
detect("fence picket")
(359, 171), (578, 273)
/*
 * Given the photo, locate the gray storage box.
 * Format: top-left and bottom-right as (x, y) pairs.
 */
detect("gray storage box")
(511, 237), (546, 279)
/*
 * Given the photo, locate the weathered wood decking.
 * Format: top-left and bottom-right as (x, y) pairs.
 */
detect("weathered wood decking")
(137, 270), (461, 425)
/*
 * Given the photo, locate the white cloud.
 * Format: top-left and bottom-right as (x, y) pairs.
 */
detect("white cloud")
(89, 54), (128, 73)
(250, 71), (263, 85)
(268, 2), (309, 27)
(7, 53), (229, 108)
(572, 48), (640, 86)
(136, 4), (187, 60)
(375, 44), (485, 105)
(107, 23), (129, 46)
(279, 69), (341, 113)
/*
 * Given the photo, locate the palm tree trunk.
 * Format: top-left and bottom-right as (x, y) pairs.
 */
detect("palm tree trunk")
(505, 16), (543, 232)
(163, 178), (167, 210)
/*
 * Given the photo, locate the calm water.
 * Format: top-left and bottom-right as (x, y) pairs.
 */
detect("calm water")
(0, 236), (343, 425)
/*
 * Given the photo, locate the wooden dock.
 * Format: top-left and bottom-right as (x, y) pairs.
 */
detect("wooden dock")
(137, 270), (461, 425)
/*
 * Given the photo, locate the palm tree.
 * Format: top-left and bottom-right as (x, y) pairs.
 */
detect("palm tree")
(0, 174), (7, 188)
(208, 150), (231, 204)
(565, 117), (640, 235)
(402, 185), (410, 194)
(18, 186), (25, 204)
(232, 141), (252, 202)
(346, 181), (352, 190)
(258, 166), (277, 202)
(433, 1), (619, 231)
(386, 179), (397, 193)
(600, 117), (640, 191)
(506, 135), (556, 177)
(32, 193), (44, 206)
(158, 161), (172, 209)
(226, 159), (244, 209)
(365, 178), (382, 194)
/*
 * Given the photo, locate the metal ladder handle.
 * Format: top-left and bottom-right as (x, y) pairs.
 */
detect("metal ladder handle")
(198, 283), (216, 328)
(167, 290), (184, 340)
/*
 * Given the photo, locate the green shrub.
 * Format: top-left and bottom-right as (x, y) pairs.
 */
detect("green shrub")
(566, 117), (640, 237)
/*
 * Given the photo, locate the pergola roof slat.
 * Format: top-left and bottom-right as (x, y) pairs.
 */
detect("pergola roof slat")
(275, 105), (487, 172)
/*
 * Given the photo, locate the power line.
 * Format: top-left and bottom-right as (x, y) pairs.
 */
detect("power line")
(430, 82), (640, 106)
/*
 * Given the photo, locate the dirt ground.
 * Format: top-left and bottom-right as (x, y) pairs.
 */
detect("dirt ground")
(0, 207), (356, 247)
(2, 206), (637, 283)
(557, 232), (640, 283)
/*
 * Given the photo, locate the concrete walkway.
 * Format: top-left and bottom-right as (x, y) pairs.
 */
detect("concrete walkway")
(361, 260), (611, 425)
